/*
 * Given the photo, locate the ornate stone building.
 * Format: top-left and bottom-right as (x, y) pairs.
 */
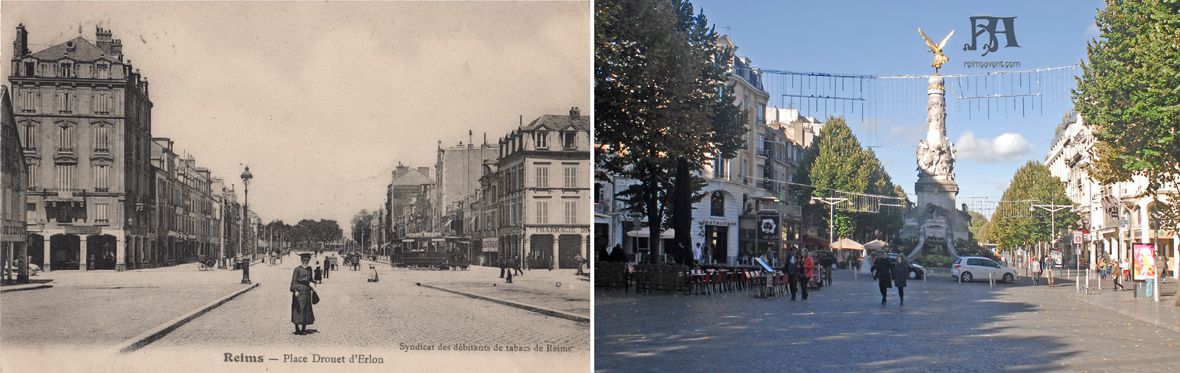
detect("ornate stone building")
(10, 25), (154, 271)
(491, 108), (590, 269)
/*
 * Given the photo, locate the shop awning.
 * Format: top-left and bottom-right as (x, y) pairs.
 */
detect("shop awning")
(625, 228), (675, 239)
(830, 238), (865, 251)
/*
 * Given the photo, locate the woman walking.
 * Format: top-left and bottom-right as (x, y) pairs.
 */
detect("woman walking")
(1111, 260), (1124, 291)
(314, 262), (323, 284)
(873, 255), (894, 305)
(893, 255), (909, 306)
(290, 253), (316, 334)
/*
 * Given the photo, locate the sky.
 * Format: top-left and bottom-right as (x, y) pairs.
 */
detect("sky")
(691, 0), (1105, 206)
(1, 1), (591, 234)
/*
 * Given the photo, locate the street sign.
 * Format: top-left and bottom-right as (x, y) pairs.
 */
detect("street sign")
(1072, 231), (1082, 243)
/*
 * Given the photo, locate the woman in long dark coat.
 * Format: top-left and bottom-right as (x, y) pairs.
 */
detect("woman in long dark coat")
(291, 253), (315, 334)
(873, 255), (894, 305)
(892, 255), (909, 306)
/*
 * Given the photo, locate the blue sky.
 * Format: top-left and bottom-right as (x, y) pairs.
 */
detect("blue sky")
(692, 0), (1104, 202)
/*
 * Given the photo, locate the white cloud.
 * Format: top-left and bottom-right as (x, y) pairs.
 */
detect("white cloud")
(956, 132), (1032, 162)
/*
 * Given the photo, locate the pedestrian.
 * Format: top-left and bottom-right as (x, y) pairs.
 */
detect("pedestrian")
(803, 252), (815, 289)
(290, 253), (315, 335)
(323, 259), (330, 280)
(873, 255), (894, 305)
(513, 255), (524, 276)
(893, 255), (909, 306)
(783, 248), (800, 301)
(1029, 256), (1042, 286)
(1043, 256), (1055, 287)
(314, 262), (323, 284)
(499, 256), (506, 279)
(367, 264), (379, 282)
(1111, 260), (1124, 291)
(793, 248), (809, 300)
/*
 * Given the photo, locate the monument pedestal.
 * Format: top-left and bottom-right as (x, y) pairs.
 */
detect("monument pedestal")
(902, 75), (972, 256)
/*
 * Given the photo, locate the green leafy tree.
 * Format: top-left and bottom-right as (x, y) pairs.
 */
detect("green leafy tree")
(1075, 0), (1180, 193)
(351, 210), (375, 247)
(988, 162), (1077, 255)
(802, 117), (902, 242)
(967, 210), (990, 243)
(596, 0), (745, 264)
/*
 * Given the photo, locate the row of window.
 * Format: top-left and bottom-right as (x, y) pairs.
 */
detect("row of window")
(20, 60), (113, 79)
(502, 130), (582, 158)
(25, 164), (113, 191)
(20, 120), (114, 152)
(16, 88), (117, 115)
(533, 200), (581, 225)
(27, 201), (111, 225)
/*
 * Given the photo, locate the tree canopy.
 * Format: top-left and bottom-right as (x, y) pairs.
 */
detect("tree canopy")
(596, 0), (745, 263)
(986, 161), (1077, 251)
(1075, 0), (1180, 193)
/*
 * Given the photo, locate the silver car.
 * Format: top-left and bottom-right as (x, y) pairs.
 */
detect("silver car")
(950, 256), (1016, 283)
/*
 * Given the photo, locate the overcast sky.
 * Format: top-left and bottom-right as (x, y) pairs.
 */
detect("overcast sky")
(1, 1), (590, 232)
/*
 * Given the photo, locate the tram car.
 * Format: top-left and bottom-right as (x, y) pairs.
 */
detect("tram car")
(393, 236), (469, 270)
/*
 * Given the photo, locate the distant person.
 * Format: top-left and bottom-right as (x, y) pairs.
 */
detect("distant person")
(1043, 256), (1055, 287)
(512, 255), (524, 276)
(783, 248), (804, 301)
(893, 255), (909, 305)
(1111, 260), (1124, 291)
(803, 252), (815, 289)
(1029, 256), (1042, 286)
(323, 259), (331, 280)
(290, 253), (315, 335)
(873, 255), (894, 305)
(367, 264), (379, 282)
(314, 262), (323, 284)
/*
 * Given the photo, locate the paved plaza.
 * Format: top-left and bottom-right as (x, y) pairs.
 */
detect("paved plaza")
(1, 253), (588, 372)
(595, 269), (1180, 372)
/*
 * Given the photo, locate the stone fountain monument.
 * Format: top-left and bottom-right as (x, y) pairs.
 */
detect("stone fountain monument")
(901, 28), (972, 259)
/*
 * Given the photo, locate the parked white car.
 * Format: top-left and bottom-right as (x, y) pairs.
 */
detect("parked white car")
(950, 256), (1016, 283)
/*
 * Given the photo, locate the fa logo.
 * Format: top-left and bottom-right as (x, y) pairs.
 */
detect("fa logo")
(962, 16), (1020, 56)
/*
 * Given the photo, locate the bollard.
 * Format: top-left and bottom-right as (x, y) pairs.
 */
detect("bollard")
(989, 272), (993, 288)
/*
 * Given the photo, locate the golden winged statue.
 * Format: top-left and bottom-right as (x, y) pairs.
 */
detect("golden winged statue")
(918, 27), (954, 73)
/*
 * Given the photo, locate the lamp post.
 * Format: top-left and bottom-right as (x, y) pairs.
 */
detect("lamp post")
(1030, 203), (1072, 285)
(811, 197), (848, 248)
(240, 165), (253, 284)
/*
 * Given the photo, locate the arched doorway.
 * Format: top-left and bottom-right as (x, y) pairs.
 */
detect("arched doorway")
(558, 234), (582, 269)
(88, 235), (118, 270)
(27, 234), (44, 270)
(50, 234), (81, 270)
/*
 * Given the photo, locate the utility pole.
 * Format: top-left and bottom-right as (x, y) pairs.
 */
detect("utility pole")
(811, 197), (848, 247)
(1030, 203), (1072, 285)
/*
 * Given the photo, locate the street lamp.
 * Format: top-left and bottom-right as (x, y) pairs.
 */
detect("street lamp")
(240, 165), (253, 285)
(811, 197), (849, 248)
(1030, 203), (1073, 283)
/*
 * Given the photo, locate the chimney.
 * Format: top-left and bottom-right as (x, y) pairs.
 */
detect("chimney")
(570, 106), (580, 119)
(96, 26), (113, 52)
(417, 167), (430, 178)
(110, 38), (123, 59)
(13, 23), (28, 57)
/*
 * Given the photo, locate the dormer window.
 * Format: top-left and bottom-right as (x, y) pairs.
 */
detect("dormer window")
(535, 131), (548, 149)
(58, 62), (74, 78)
(96, 63), (110, 79)
(562, 131), (577, 150)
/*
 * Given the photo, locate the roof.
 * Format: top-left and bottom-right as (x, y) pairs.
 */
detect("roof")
(522, 114), (590, 132)
(391, 169), (433, 187)
(28, 36), (119, 63)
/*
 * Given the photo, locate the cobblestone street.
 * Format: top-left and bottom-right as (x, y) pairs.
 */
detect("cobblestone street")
(595, 270), (1180, 372)
(0, 263), (249, 346)
(147, 254), (587, 361)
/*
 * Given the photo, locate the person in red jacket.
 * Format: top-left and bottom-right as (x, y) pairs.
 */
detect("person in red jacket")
(803, 252), (815, 287)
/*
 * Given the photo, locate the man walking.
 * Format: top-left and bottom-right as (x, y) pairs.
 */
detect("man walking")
(874, 254), (894, 305)
(1029, 256), (1042, 286)
(783, 248), (802, 301)
(1043, 255), (1055, 287)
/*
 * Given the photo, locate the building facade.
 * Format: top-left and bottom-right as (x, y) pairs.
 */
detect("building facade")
(2, 85), (30, 282)
(11, 26), (154, 271)
(492, 108), (590, 269)
(1045, 112), (1178, 278)
(435, 140), (499, 225)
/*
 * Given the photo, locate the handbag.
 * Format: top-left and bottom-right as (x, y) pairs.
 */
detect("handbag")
(311, 289), (320, 305)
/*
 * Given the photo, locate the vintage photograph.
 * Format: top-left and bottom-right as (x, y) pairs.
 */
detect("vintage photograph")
(594, 0), (1180, 371)
(1, 1), (590, 372)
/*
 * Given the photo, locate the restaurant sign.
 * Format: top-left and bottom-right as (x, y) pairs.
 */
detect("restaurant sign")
(756, 212), (780, 241)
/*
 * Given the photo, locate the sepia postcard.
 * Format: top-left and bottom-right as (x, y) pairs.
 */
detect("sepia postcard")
(0, 1), (591, 372)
